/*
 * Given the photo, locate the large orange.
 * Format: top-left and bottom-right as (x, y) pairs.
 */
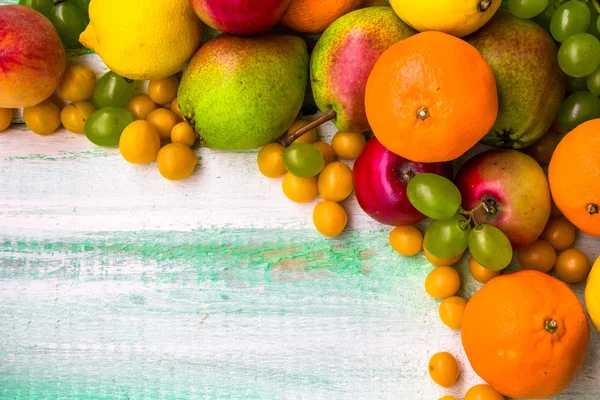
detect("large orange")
(461, 270), (590, 399)
(365, 31), (498, 163)
(549, 118), (600, 237)
(279, 0), (362, 33)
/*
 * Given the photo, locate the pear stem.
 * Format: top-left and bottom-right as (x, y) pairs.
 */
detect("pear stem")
(279, 109), (337, 147)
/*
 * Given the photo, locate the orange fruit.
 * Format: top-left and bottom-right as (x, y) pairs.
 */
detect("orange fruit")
(365, 31), (498, 163)
(464, 384), (504, 400)
(549, 119), (600, 237)
(461, 270), (590, 399)
(279, 0), (362, 33)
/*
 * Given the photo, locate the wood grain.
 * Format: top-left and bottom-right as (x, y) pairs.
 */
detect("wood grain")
(1, 2), (600, 398)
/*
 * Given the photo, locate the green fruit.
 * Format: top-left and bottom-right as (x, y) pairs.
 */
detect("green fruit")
(178, 34), (309, 150)
(18, 0), (53, 18)
(468, 224), (513, 271)
(558, 33), (600, 77)
(550, 0), (591, 43)
(310, 7), (415, 132)
(567, 75), (588, 93)
(587, 65), (600, 95)
(557, 91), (600, 130)
(84, 107), (134, 147)
(466, 10), (565, 149)
(424, 214), (471, 259)
(283, 143), (325, 178)
(50, 2), (89, 49)
(406, 173), (462, 220)
(93, 71), (135, 109)
(532, 1), (556, 31)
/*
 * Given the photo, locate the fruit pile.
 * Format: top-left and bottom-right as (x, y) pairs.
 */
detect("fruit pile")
(2, 0), (600, 398)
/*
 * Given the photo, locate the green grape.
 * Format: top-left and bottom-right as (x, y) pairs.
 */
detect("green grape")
(49, 2), (89, 49)
(406, 173), (462, 220)
(557, 91), (600, 130)
(424, 214), (471, 259)
(67, 0), (90, 16)
(18, 0), (53, 18)
(532, 1), (556, 31)
(597, 15), (600, 34)
(508, 0), (549, 19)
(468, 224), (513, 271)
(283, 143), (325, 178)
(558, 33), (600, 77)
(586, 2), (600, 38)
(566, 75), (588, 93)
(588, 65), (600, 95)
(550, 1), (591, 43)
(93, 71), (136, 109)
(84, 107), (134, 147)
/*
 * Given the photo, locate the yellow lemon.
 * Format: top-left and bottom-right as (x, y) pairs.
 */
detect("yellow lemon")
(585, 256), (600, 332)
(389, 0), (501, 38)
(80, 0), (204, 80)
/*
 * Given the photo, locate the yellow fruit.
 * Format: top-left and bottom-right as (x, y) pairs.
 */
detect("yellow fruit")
(288, 119), (317, 144)
(464, 384), (505, 400)
(147, 108), (180, 141)
(126, 95), (158, 120)
(428, 352), (459, 388)
(170, 98), (184, 121)
(439, 397), (456, 400)
(157, 143), (197, 180)
(318, 161), (353, 202)
(331, 131), (366, 159)
(469, 256), (500, 284)
(80, 0), (204, 80)
(585, 257), (600, 332)
(60, 101), (95, 134)
(23, 99), (61, 135)
(425, 266), (460, 299)
(312, 141), (337, 165)
(148, 75), (179, 105)
(119, 120), (161, 164)
(58, 64), (97, 101)
(389, 226), (423, 256)
(389, 0), (502, 38)
(171, 122), (197, 147)
(282, 173), (318, 203)
(439, 296), (467, 330)
(258, 143), (286, 178)
(313, 201), (348, 237)
(0, 108), (12, 132)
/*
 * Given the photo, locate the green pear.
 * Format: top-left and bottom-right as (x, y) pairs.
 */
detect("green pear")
(466, 10), (566, 149)
(178, 34), (309, 150)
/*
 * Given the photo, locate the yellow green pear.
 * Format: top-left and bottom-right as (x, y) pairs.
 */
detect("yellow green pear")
(80, 0), (204, 80)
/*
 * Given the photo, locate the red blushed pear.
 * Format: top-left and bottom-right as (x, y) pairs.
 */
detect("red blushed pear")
(354, 138), (453, 226)
(455, 149), (551, 249)
(189, 0), (290, 36)
(0, 5), (66, 109)
(280, 7), (415, 146)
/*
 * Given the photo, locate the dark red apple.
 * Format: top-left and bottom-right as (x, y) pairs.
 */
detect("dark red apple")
(354, 138), (453, 226)
(189, 0), (290, 36)
(455, 149), (551, 249)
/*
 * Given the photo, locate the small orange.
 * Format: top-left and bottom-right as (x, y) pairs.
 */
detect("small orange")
(312, 142), (337, 165)
(428, 352), (459, 388)
(425, 266), (460, 299)
(147, 108), (180, 141)
(279, 0), (362, 33)
(365, 31), (498, 162)
(541, 216), (576, 251)
(464, 385), (504, 400)
(549, 119), (600, 237)
(439, 397), (456, 400)
(469, 257), (500, 284)
(258, 143), (286, 178)
(424, 239), (464, 267)
(439, 296), (467, 330)
(313, 201), (348, 237)
(318, 161), (354, 202)
(331, 131), (366, 159)
(389, 225), (423, 256)
(517, 239), (557, 273)
(282, 173), (318, 203)
(461, 270), (590, 399)
(555, 248), (590, 283)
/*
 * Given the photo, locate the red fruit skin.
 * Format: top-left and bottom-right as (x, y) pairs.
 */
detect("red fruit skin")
(0, 5), (66, 108)
(189, 0), (290, 35)
(455, 149), (551, 249)
(354, 138), (453, 226)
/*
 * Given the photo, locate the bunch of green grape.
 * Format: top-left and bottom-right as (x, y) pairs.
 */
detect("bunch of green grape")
(85, 71), (136, 146)
(19, 0), (90, 49)
(506, 0), (600, 130)
(406, 174), (513, 272)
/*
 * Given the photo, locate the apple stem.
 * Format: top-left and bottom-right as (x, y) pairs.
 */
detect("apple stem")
(587, 203), (599, 215)
(545, 319), (558, 334)
(279, 109), (337, 147)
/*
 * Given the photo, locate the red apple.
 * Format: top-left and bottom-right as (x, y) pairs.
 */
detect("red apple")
(189, 0), (290, 35)
(455, 149), (551, 249)
(0, 6), (66, 108)
(354, 138), (453, 226)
